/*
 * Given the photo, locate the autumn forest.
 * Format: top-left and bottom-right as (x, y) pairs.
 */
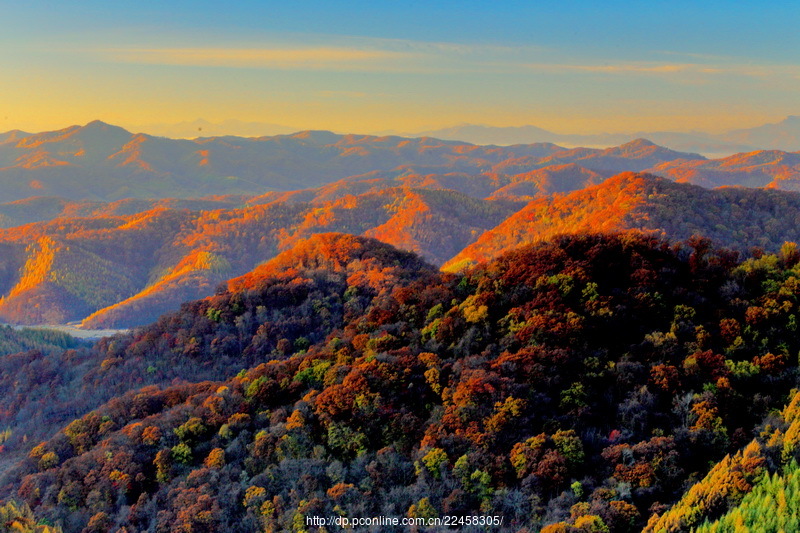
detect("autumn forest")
(2, 121), (800, 532)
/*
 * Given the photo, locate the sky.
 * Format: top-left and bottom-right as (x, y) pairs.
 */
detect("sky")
(1, 1), (798, 135)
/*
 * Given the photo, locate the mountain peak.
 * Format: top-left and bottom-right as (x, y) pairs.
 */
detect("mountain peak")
(0, 129), (31, 144)
(289, 130), (341, 144)
(85, 119), (112, 127)
(81, 120), (131, 134)
(227, 233), (435, 293)
(622, 138), (657, 148)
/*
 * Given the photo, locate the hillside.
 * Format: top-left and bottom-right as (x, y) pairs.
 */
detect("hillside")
(250, 162), (610, 206)
(652, 149), (800, 189)
(8, 170), (800, 327)
(0, 234), (438, 463)
(249, 169), (517, 205)
(0, 325), (83, 357)
(444, 172), (800, 271)
(5, 232), (800, 531)
(488, 163), (607, 201)
(0, 196), (246, 228)
(642, 390), (800, 532)
(651, 150), (800, 191)
(0, 188), (512, 327)
(0, 209), (195, 325)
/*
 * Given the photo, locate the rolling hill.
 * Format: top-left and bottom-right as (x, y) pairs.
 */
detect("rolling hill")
(651, 149), (800, 189)
(444, 172), (800, 271)
(248, 163), (607, 206)
(0, 187), (512, 327)
(0, 196), (247, 228)
(6, 169), (800, 327)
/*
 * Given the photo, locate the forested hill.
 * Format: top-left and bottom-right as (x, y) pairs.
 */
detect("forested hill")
(0, 234), (439, 468)
(0, 187), (510, 328)
(6, 232), (800, 531)
(7, 172), (800, 329)
(445, 172), (800, 271)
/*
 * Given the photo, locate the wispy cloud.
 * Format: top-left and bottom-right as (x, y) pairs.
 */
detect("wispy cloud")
(520, 62), (705, 75)
(521, 61), (800, 79)
(89, 39), (800, 82)
(85, 36), (550, 74)
(97, 46), (417, 71)
(566, 63), (700, 74)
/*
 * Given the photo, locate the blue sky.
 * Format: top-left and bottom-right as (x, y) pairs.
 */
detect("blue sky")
(2, 1), (798, 134)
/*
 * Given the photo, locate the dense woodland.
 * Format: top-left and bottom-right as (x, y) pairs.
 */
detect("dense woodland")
(0, 326), (82, 358)
(2, 232), (800, 531)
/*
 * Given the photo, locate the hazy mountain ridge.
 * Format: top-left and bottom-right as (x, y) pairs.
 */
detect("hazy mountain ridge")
(132, 118), (299, 139)
(416, 115), (800, 154)
(721, 115), (800, 152)
(4, 120), (800, 206)
(0, 121), (709, 203)
(0, 121), (591, 202)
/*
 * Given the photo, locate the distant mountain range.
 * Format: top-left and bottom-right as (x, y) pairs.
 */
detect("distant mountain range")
(133, 115), (800, 155)
(2, 121), (800, 206)
(414, 115), (800, 155)
(133, 118), (299, 139)
(0, 121), (707, 202)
